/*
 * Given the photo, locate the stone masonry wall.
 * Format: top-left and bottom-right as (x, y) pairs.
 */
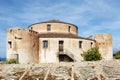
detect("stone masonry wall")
(28, 22), (78, 35)
(7, 28), (39, 64)
(0, 60), (120, 80)
(94, 34), (113, 60)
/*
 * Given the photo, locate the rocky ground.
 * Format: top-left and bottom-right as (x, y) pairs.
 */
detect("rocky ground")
(0, 60), (120, 80)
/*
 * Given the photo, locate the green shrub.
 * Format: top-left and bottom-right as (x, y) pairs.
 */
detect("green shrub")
(6, 59), (18, 64)
(82, 47), (102, 61)
(113, 51), (120, 59)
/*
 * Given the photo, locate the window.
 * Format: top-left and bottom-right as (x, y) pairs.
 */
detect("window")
(47, 24), (51, 31)
(31, 27), (33, 29)
(59, 41), (64, 51)
(8, 41), (12, 48)
(91, 42), (93, 47)
(10, 29), (12, 32)
(68, 26), (71, 32)
(79, 41), (82, 48)
(43, 40), (48, 48)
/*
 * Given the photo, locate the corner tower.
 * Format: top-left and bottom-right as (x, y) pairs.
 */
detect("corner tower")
(94, 34), (113, 60)
(6, 28), (39, 64)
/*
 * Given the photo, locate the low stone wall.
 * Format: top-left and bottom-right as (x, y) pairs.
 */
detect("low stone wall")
(0, 60), (120, 80)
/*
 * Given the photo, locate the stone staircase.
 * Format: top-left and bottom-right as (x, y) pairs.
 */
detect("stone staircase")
(58, 49), (81, 62)
(65, 49), (81, 62)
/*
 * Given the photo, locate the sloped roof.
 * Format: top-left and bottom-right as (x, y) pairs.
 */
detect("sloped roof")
(39, 33), (94, 41)
(28, 20), (78, 29)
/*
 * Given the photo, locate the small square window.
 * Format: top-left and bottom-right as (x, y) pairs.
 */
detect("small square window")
(43, 40), (48, 48)
(47, 24), (51, 31)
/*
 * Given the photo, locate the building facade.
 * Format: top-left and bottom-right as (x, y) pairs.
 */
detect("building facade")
(6, 20), (113, 64)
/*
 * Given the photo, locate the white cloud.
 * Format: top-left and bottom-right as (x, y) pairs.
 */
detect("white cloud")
(0, 0), (120, 56)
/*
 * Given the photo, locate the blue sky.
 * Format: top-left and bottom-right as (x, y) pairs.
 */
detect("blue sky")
(0, 0), (120, 58)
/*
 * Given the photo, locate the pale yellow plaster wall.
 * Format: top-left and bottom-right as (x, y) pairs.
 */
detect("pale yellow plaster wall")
(29, 23), (77, 35)
(39, 38), (95, 63)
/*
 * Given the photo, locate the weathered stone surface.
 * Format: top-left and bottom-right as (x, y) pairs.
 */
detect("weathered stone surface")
(1, 60), (120, 80)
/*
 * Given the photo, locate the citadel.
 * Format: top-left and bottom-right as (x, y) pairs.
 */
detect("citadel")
(6, 20), (113, 64)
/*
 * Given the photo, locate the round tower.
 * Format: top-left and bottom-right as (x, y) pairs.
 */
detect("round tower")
(94, 34), (113, 60)
(7, 28), (39, 64)
(28, 20), (78, 35)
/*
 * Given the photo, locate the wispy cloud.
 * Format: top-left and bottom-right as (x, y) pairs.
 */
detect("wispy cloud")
(0, 0), (120, 57)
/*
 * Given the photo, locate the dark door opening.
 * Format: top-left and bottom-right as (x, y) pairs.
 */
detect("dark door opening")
(59, 54), (74, 62)
(59, 41), (64, 52)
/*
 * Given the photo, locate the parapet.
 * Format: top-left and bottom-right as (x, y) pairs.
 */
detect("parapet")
(7, 27), (38, 36)
(94, 33), (112, 40)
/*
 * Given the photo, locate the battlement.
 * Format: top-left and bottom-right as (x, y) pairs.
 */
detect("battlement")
(7, 28), (39, 37)
(94, 33), (112, 40)
(28, 29), (38, 34)
(7, 28), (25, 32)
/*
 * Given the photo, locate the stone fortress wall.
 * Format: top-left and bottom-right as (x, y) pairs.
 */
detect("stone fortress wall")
(6, 20), (113, 64)
(7, 28), (39, 64)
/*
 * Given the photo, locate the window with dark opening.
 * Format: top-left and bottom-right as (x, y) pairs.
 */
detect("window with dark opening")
(68, 26), (71, 32)
(10, 29), (12, 32)
(91, 42), (93, 47)
(31, 27), (33, 29)
(59, 41), (64, 51)
(8, 41), (12, 48)
(43, 40), (48, 48)
(79, 41), (82, 48)
(47, 24), (51, 31)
